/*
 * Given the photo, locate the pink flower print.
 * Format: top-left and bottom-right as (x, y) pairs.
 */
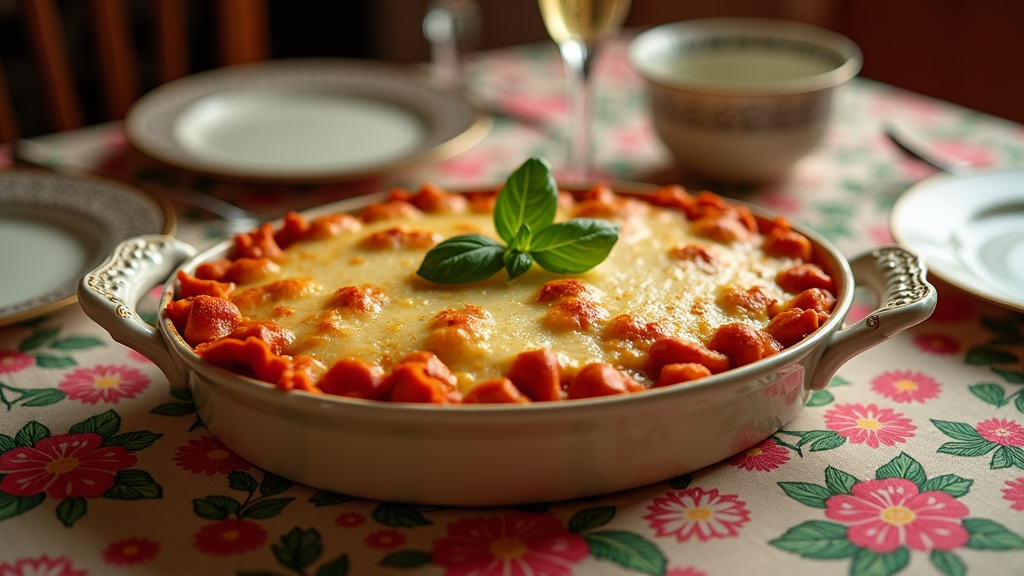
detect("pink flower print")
(913, 334), (960, 355)
(0, 555), (87, 576)
(193, 519), (266, 556)
(644, 487), (751, 542)
(0, 351), (33, 375)
(868, 224), (894, 245)
(667, 568), (707, 576)
(0, 433), (136, 499)
(335, 512), (366, 527)
(931, 140), (994, 170)
(825, 478), (969, 553)
(127, 350), (153, 364)
(871, 370), (941, 403)
(366, 529), (406, 550)
(976, 418), (1024, 447)
(431, 512), (588, 576)
(727, 438), (790, 472)
(1002, 477), (1024, 511)
(173, 436), (251, 475)
(103, 537), (159, 566)
(59, 365), (149, 404)
(824, 403), (916, 448)
(845, 302), (873, 326)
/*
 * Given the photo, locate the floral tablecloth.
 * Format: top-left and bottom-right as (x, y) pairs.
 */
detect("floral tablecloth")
(2, 36), (1024, 576)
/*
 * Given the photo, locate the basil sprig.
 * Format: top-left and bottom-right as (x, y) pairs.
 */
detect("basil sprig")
(416, 157), (620, 284)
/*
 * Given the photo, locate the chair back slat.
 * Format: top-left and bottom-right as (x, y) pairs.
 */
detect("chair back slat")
(217, 0), (270, 65)
(91, 0), (141, 120)
(1, 0), (270, 150)
(0, 57), (21, 146)
(153, 0), (190, 84)
(21, 0), (83, 131)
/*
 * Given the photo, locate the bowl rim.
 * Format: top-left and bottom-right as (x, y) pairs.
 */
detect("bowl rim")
(627, 17), (863, 96)
(159, 186), (855, 418)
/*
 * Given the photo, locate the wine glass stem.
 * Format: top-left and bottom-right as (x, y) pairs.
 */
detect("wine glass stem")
(558, 39), (596, 183)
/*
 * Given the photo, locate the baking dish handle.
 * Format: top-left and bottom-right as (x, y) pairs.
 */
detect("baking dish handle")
(810, 246), (937, 390)
(78, 235), (197, 389)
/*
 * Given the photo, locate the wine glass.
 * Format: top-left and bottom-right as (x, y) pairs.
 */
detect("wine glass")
(538, 0), (631, 183)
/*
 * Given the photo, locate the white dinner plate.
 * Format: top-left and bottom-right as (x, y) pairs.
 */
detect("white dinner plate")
(0, 170), (175, 326)
(891, 168), (1024, 313)
(125, 59), (491, 183)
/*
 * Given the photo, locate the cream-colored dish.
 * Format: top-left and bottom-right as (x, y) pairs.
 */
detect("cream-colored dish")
(628, 18), (862, 185)
(79, 191), (935, 505)
(125, 59), (492, 183)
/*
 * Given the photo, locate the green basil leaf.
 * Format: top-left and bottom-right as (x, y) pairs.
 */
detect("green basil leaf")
(416, 234), (505, 284)
(531, 219), (619, 274)
(511, 223), (532, 252)
(503, 249), (533, 281)
(493, 157), (558, 244)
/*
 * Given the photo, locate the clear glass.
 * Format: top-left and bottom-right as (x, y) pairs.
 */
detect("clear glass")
(538, 0), (631, 183)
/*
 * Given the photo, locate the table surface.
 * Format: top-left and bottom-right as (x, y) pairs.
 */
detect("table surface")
(2, 36), (1024, 576)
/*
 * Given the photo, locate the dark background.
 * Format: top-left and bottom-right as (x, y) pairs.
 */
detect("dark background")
(1, 0), (1022, 138)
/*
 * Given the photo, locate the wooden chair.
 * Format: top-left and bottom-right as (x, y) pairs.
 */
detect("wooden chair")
(0, 0), (270, 162)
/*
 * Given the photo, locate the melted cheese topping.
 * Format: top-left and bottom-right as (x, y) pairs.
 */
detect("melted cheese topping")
(230, 201), (800, 392)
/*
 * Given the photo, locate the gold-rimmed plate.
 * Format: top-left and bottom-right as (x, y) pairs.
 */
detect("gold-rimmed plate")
(125, 58), (492, 184)
(0, 170), (175, 327)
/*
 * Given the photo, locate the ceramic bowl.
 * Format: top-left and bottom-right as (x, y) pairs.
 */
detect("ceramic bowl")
(79, 192), (933, 506)
(628, 18), (862, 185)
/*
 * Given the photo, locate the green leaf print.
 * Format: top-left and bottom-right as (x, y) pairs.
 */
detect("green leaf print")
(379, 550), (432, 568)
(50, 337), (104, 350)
(0, 492), (46, 521)
(229, 471), (260, 494)
(69, 410), (121, 440)
(962, 518), (1024, 550)
(105, 431), (163, 451)
(0, 434), (14, 453)
(1017, 395), (1024, 415)
(19, 329), (59, 352)
(372, 503), (432, 527)
(103, 469), (162, 500)
(992, 368), (1024, 384)
(150, 403), (197, 416)
(193, 496), (241, 520)
(308, 491), (353, 507)
(15, 422), (49, 447)
(937, 440), (998, 458)
(272, 527), (323, 573)
(931, 420), (983, 441)
(769, 521), (859, 559)
(584, 531), (666, 576)
(990, 445), (1024, 470)
(779, 482), (833, 508)
(259, 472), (294, 497)
(965, 346), (1018, 366)
(929, 550), (966, 576)
(919, 474), (973, 497)
(33, 355), (76, 369)
(56, 497), (87, 527)
(13, 388), (66, 408)
(242, 497), (295, 520)
(969, 383), (1008, 407)
(824, 466), (858, 496)
(850, 547), (909, 576)
(806, 390), (834, 407)
(568, 506), (615, 533)
(875, 453), (927, 487)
